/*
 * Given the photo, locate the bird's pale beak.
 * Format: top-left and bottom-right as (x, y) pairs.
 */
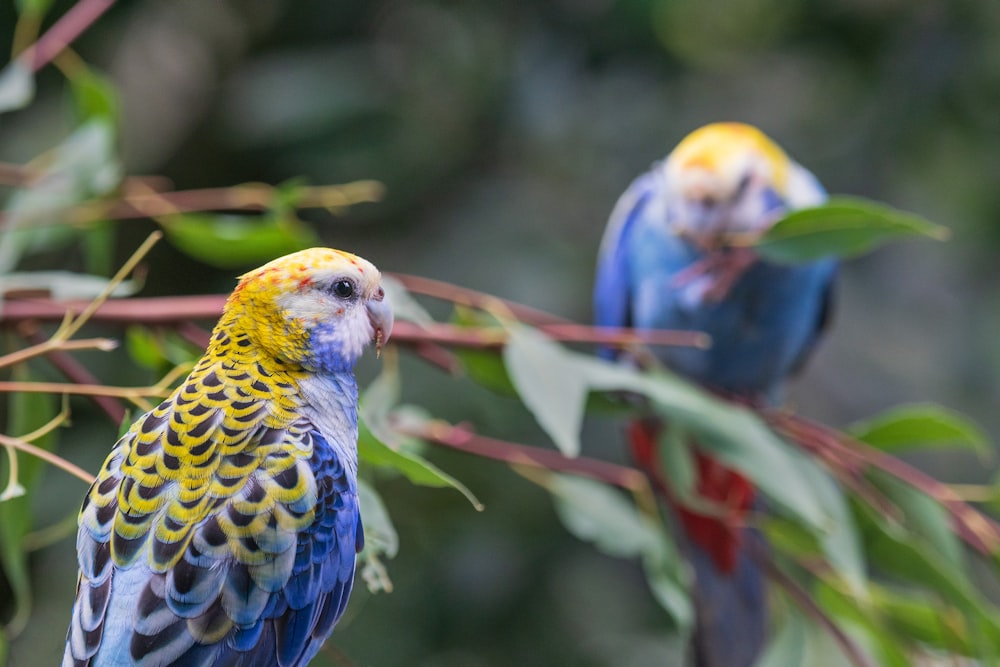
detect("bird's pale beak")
(367, 287), (393, 357)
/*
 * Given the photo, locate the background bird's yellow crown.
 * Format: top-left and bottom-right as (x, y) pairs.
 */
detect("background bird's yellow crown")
(668, 122), (791, 194)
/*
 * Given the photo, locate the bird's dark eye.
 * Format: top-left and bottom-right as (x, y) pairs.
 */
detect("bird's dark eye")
(332, 280), (355, 299)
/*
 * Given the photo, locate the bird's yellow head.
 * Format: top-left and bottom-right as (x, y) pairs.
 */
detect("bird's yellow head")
(220, 248), (393, 374)
(662, 122), (819, 246)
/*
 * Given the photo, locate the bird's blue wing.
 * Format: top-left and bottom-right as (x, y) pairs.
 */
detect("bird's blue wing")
(64, 422), (361, 667)
(593, 170), (660, 357)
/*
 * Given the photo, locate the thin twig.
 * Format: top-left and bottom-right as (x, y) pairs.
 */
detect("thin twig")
(0, 433), (95, 485)
(20, 0), (117, 73)
(57, 230), (162, 341)
(0, 380), (169, 402)
(0, 336), (117, 370)
(20, 326), (126, 424)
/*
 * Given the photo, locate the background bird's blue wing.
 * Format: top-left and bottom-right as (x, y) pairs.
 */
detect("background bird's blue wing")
(593, 171), (659, 346)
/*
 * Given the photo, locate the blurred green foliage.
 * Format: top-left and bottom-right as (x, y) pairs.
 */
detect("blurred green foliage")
(2, 1), (1000, 666)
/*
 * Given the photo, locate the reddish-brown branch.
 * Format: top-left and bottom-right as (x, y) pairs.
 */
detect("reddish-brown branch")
(770, 412), (1000, 555)
(0, 296), (707, 350)
(0, 295), (227, 324)
(389, 273), (573, 327)
(20, 0), (117, 72)
(399, 419), (648, 492)
(174, 321), (211, 349)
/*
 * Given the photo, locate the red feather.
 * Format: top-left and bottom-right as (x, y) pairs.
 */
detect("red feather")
(627, 420), (754, 573)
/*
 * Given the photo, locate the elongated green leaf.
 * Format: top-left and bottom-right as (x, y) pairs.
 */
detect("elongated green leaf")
(550, 474), (659, 557)
(798, 460), (867, 596)
(657, 424), (696, 500)
(357, 478), (397, 594)
(758, 608), (807, 667)
(549, 474), (693, 629)
(125, 326), (167, 371)
(848, 403), (990, 458)
(451, 306), (516, 395)
(581, 359), (829, 530)
(503, 325), (589, 456)
(855, 496), (1000, 645)
(0, 61), (33, 114)
(0, 120), (120, 272)
(817, 581), (966, 659)
(358, 421), (483, 511)
(756, 196), (949, 264)
(870, 471), (964, 569)
(160, 213), (319, 269)
(357, 478), (398, 559)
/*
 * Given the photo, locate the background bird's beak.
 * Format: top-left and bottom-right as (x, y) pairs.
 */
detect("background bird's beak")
(367, 289), (393, 356)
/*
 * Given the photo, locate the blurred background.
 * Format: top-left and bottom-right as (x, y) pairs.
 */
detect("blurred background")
(1, 0), (999, 664)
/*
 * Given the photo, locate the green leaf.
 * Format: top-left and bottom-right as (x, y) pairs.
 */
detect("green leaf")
(854, 494), (1000, 646)
(451, 306), (516, 395)
(817, 581), (964, 660)
(870, 471), (964, 569)
(502, 325), (589, 456)
(358, 420), (483, 511)
(755, 196), (949, 264)
(548, 474), (693, 629)
(589, 363), (830, 531)
(758, 607), (807, 667)
(657, 424), (696, 500)
(0, 120), (120, 272)
(550, 474), (659, 557)
(81, 220), (115, 276)
(357, 479), (398, 560)
(125, 326), (167, 371)
(798, 460), (867, 597)
(15, 0), (55, 14)
(357, 478), (397, 594)
(159, 213), (319, 269)
(0, 61), (34, 114)
(848, 403), (990, 458)
(358, 353), (482, 510)
(641, 532), (695, 632)
(69, 67), (119, 124)
(359, 350), (401, 431)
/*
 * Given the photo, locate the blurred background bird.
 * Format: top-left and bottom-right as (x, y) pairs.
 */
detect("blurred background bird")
(63, 248), (393, 667)
(593, 122), (836, 667)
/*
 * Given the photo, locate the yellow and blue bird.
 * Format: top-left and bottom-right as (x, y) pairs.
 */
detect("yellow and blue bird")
(594, 123), (836, 667)
(63, 248), (393, 667)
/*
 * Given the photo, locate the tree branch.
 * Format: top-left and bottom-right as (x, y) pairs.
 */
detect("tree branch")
(19, 0), (117, 73)
(398, 418), (649, 493)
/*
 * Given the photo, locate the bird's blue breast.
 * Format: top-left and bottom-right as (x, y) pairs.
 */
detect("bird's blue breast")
(627, 220), (835, 397)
